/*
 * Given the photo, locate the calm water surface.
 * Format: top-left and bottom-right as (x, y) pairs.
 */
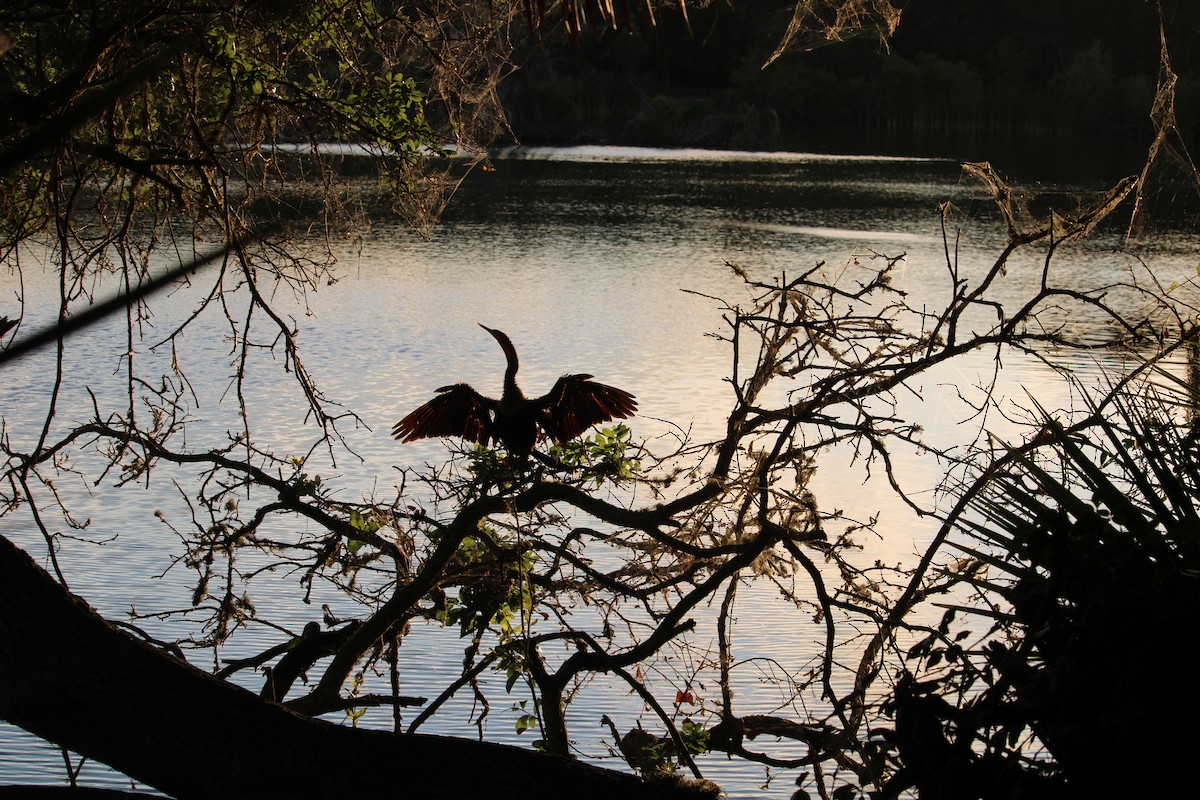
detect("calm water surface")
(1, 145), (1194, 797)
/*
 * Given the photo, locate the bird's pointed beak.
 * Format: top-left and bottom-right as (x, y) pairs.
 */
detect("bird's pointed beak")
(478, 324), (517, 366)
(478, 323), (504, 344)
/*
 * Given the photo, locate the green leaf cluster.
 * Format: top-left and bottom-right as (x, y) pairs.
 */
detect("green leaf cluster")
(510, 699), (539, 735)
(434, 525), (536, 642)
(550, 424), (640, 486)
(286, 456), (326, 499)
(346, 509), (381, 554)
(464, 443), (513, 488)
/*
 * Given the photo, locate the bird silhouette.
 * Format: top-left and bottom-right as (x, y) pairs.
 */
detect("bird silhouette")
(392, 325), (636, 459)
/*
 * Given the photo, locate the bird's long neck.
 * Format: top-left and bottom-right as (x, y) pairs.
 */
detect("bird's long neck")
(493, 330), (523, 401)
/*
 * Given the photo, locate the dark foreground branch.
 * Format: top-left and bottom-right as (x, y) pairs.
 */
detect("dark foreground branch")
(0, 533), (717, 800)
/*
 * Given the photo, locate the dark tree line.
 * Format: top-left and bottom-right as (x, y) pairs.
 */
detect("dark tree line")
(502, 0), (1200, 152)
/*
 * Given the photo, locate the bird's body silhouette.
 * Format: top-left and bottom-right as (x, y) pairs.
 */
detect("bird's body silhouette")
(392, 325), (636, 458)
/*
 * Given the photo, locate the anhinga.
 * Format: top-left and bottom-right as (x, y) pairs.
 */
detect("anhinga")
(392, 325), (637, 458)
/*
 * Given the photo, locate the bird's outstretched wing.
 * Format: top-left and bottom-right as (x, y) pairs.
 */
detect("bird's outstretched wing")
(541, 374), (637, 443)
(392, 383), (496, 444)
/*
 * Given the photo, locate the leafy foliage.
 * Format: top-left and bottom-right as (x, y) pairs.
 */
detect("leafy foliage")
(1, 1), (441, 227)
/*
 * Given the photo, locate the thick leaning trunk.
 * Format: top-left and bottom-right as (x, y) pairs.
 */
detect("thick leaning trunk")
(0, 535), (713, 800)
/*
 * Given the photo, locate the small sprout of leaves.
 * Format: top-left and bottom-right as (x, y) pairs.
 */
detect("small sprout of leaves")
(511, 699), (540, 736)
(346, 510), (380, 554)
(680, 720), (709, 756)
(344, 672), (367, 727)
(287, 456), (325, 498)
(349, 509), (381, 535)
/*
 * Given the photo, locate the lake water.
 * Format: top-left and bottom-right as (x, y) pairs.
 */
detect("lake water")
(1, 145), (1195, 797)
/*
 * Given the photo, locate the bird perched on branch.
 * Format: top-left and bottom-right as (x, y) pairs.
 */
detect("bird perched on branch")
(392, 325), (637, 459)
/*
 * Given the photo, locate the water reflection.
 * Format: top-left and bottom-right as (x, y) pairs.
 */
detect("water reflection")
(1, 146), (1193, 797)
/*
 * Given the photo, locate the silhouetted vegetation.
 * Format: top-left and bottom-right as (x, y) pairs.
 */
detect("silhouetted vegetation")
(885, 376), (1200, 799)
(502, 0), (1200, 156)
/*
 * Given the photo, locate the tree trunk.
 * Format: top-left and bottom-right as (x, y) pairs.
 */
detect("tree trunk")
(0, 534), (714, 799)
